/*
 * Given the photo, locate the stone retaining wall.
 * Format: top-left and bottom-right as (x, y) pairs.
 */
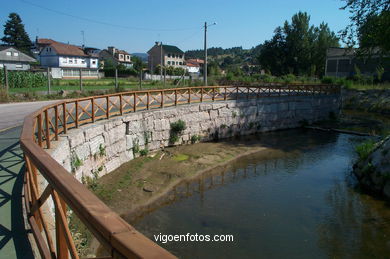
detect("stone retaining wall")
(47, 95), (340, 182)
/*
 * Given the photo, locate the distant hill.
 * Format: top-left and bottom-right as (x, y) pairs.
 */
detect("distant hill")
(185, 45), (263, 67)
(132, 53), (148, 61)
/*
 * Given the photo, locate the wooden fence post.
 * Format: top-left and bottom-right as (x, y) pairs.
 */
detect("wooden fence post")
(62, 103), (67, 134)
(91, 98), (95, 122)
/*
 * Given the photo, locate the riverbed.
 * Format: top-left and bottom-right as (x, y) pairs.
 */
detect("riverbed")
(129, 130), (390, 259)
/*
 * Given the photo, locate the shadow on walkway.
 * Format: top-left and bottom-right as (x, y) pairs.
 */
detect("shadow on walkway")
(0, 127), (34, 258)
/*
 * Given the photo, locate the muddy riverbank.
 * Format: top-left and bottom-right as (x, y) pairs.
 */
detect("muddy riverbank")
(92, 135), (288, 216)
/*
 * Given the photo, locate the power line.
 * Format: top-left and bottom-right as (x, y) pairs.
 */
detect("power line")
(20, 0), (199, 32)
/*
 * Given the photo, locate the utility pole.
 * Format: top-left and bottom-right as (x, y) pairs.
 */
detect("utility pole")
(204, 22), (207, 86)
(203, 22), (216, 86)
(160, 42), (163, 81)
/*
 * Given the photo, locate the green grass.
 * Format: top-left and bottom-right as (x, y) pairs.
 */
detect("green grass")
(345, 83), (390, 91)
(172, 154), (190, 161)
(355, 139), (376, 161)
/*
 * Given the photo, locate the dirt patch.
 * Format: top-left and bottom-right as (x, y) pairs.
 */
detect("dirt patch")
(92, 137), (277, 216)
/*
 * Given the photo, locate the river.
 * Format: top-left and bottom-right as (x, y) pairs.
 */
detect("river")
(130, 129), (390, 259)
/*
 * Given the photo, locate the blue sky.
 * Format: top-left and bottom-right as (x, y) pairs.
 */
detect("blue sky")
(0, 0), (351, 53)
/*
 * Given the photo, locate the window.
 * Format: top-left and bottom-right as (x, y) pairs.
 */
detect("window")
(119, 54), (124, 59)
(69, 59), (73, 64)
(6, 51), (11, 56)
(13, 52), (19, 57)
(179, 62), (182, 65)
(168, 54), (171, 58)
(81, 59), (86, 64)
(92, 60), (96, 65)
(16, 64), (23, 68)
(179, 55), (182, 58)
(167, 61), (171, 65)
(74, 59), (78, 64)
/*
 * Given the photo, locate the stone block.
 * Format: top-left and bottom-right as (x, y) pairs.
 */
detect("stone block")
(199, 104), (212, 111)
(106, 141), (125, 158)
(209, 110), (219, 119)
(74, 142), (90, 161)
(212, 103), (226, 110)
(123, 113), (142, 122)
(105, 157), (122, 172)
(154, 119), (170, 131)
(89, 135), (105, 155)
(84, 124), (104, 140)
(68, 129), (85, 148)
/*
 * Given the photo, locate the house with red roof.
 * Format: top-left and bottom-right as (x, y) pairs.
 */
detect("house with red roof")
(185, 59), (204, 74)
(36, 38), (99, 78)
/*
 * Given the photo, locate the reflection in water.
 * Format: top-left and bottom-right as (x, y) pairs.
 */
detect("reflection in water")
(130, 130), (390, 259)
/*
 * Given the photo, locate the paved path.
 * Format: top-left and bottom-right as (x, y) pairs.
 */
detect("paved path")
(0, 126), (34, 258)
(0, 100), (57, 131)
(0, 100), (57, 257)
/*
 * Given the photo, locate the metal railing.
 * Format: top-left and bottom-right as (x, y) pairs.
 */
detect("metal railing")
(20, 84), (340, 258)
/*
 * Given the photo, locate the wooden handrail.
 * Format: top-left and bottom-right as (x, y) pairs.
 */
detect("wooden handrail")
(20, 84), (340, 258)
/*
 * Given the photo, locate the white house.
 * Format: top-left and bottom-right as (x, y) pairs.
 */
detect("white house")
(0, 46), (36, 70)
(38, 39), (99, 78)
(185, 59), (204, 74)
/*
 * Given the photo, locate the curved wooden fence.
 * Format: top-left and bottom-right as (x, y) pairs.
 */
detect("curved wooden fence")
(20, 84), (340, 258)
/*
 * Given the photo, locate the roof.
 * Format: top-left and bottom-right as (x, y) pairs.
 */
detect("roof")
(116, 49), (130, 55)
(186, 58), (204, 65)
(162, 44), (184, 54)
(327, 47), (356, 58)
(37, 38), (56, 45)
(0, 46), (36, 63)
(48, 41), (88, 57)
(186, 62), (199, 67)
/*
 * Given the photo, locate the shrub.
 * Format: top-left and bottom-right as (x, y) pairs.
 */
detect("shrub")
(191, 135), (201, 144)
(355, 139), (376, 161)
(99, 144), (106, 157)
(139, 148), (149, 156)
(169, 120), (186, 144)
(71, 154), (83, 172)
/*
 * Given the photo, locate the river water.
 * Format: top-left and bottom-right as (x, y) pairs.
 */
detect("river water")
(132, 129), (390, 259)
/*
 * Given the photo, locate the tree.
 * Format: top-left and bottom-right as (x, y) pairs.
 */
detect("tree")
(258, 12), (339, 76)
(312, 23), (340, 75)
(340, 0), (390, 52)
(1, 13), (32, 53)
(131, 56), (145, 72)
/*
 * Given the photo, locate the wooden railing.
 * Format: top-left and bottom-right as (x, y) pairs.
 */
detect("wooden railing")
(20, 84), (340, 258)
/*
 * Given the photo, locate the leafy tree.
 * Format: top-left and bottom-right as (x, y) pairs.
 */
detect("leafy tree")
(312, 23), (340, 75)
(258, 12), (339, 76)
(1, 13), (32, 53)
(358, 10), (390, 53)
(340, 0), (390, 52)
(131, 56), (145, 72)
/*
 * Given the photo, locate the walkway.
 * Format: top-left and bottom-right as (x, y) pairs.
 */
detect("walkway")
(0, 127), (34, 258)
(0, 100), (56, 131)
(0, 100), (58, 258)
